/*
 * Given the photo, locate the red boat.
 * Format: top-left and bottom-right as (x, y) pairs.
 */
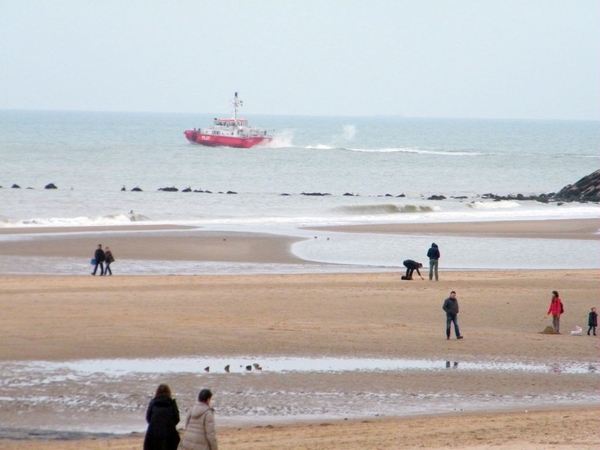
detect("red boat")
(184, 93), (272, 148)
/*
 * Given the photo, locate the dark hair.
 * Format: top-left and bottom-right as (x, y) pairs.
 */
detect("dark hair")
(450, 291), (456, 294)
(155, 384), (172, 398)
(552, 290), (559, 298)
(198, 388), (213, 403)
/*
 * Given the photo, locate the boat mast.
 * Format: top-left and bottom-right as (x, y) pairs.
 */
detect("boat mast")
(232, 92), (242, 120)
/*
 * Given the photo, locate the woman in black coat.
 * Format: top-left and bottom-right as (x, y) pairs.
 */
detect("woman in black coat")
(144, 384), (181, 450)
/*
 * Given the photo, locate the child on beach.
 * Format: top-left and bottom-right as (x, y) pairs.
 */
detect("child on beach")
(588, 307), (597, 336)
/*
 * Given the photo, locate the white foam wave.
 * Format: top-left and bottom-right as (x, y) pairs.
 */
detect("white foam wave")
(467, 201), (520, 210)
(264, 129), (294, 148)
(0, 213), (149, 228)
(335, 204), (439, 215)
(345, 147), (483, 156)
(306, 144), (335, 150)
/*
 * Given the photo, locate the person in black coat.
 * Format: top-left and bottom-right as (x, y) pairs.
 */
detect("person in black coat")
(144, 384), (181, 450)
(91, 244), (105, 276)
(426, 243), (440, 281)
(402, 259), (424, 280)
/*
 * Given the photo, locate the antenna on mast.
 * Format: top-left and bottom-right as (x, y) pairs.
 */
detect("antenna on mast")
(232, 92), (243, 120)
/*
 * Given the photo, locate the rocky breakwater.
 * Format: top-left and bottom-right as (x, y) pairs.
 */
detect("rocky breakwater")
(551, 169), (600, 203)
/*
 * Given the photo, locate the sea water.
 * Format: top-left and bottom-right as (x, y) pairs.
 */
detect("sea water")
(0, 110), (598, 272)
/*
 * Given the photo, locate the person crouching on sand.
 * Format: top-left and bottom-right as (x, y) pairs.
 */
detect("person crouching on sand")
(546, 290), (563, 334)
(402, 259), (424, 280)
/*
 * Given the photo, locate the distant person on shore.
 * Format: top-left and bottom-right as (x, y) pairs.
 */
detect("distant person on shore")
(143, 383), (180, 450)
(179, 388), (218, 450)
(402, 259), (423, 280)
(426, 243), (440, 281)
(546, 290), (563, 334)
(104, 246), (115, 275)
(588, 307), (597, 336)
(442, 291), (463, 340)
(91, 244), (105, 276)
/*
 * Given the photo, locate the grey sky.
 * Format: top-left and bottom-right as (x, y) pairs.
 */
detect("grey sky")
(1, 0), (598, 120)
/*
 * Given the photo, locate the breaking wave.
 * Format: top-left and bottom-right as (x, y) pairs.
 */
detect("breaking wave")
(467, 201), (520, 210)
(0, 213), (150, 228)
(334, 204), (439, 215)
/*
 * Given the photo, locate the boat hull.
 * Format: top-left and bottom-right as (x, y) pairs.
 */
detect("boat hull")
(184, 130), (271, 148)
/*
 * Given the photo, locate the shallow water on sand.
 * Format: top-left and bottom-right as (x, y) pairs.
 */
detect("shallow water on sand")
(1, 356), (597, 435)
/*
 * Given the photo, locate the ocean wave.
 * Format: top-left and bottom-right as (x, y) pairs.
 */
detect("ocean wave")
(0, 213), (149, 228)
(334, 204), (439, 215)
(467, 201), (520, 210)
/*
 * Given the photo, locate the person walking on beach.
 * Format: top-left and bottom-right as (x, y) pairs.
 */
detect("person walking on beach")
(91, 244), (105, 276)
(426, 243), (440, 281)
(546, 290), (563, 334)
(143, 384), (181, 450)
(402, 259), (424, 280)
(588, 307), (597, 336)
(104, 246), (115, 276)
(442, 291), (463, 340)
(179, 388), (218, 450)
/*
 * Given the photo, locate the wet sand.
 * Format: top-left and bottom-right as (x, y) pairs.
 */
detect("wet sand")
(0, 219), (599, 449)
(308, 218), (600, 240)
(1, 269), (599, 449)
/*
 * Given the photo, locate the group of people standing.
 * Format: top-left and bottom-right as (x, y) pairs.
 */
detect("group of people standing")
(144, 384), (218, 450)
(91, 244), (115, 276)
(546, 291), (597, 336)
(402, 242), (441, 281)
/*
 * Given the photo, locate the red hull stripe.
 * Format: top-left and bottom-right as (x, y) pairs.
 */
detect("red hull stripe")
(184, 131), (271, 149)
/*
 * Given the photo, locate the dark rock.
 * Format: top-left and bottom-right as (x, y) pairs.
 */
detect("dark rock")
(193, 189), (204, 193)
(553, 169), (600, 203)
(343, 192), (355, 196)
(226, 191), (238, 194)
(121, 186), (126, 191)
(396, 193), (406, 197)
(131, 187), (142, 192)
(182, 187), (192, 192)
(11, 184), (20, 189)
(158, 187), (179, 192)
(427, 195), (446, 200)
(45, 183), (57, 189)
(281, 193), (290, 196)
(301, 192), (331, 196)
(451, 196), (468, 199)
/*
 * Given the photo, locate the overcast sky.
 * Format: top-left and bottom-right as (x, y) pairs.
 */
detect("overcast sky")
(1, 0), (598, 120)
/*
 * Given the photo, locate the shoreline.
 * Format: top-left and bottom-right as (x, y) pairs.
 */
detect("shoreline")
(307, 217), (600, 240)
(0, 218), (597, 266)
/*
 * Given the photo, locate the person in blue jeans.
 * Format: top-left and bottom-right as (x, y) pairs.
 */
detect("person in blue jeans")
(442, 291), (463, 340)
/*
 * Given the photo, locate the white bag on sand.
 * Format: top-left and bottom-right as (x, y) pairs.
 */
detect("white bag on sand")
(571, 326), (583, 336)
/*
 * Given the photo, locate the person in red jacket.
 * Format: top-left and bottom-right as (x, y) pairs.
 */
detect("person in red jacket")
(546, 290), (563, 334)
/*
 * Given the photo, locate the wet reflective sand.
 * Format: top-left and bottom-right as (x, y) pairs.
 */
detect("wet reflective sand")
(1, 356), (597, 436)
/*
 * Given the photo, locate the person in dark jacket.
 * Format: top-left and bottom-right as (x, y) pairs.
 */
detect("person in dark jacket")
(426, 243), (440, 281)
(104, 246), (115, 276)
(91, 244), (105, 276)
(588, 307), (597, 336)
(442, 291), (463, 340)
(144, 384), (181, 450)
(402, 259), (423, 280)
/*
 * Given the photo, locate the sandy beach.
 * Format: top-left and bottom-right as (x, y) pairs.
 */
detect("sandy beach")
(0, 219), (599, 449)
